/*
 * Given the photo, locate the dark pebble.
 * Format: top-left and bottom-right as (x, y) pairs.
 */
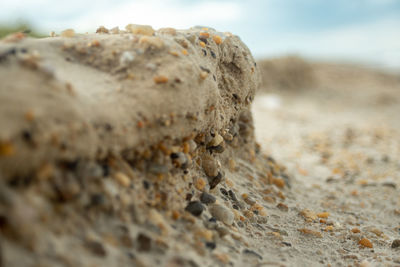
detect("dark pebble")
(392, 239), (400, 248)
(185, 201), (204, 216)
(243, 249), (263, 260)
(209, 217), (217, 223)
(219, 188), (228, 197)
(200, 192), (216, 205)
(85, 240), (107, 257)
(202, 49), (207, 56)
(209, 172), (223, 189)
(210, 50), (216, 59)
(143, 180), (150, 189)
(199, 37), (208, 44)
(186, 193), (193, 201)
(205, 242), (216, 250)
(282, 242), (292, 247)
(208, 145), (225, 153)
(137, 233), (152, 252)
(228, 190), (238, 202)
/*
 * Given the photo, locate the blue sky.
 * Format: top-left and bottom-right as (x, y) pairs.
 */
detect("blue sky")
(1, 0), (399, 70)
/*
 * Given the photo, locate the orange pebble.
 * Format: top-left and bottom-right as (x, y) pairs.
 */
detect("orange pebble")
(351, 228), (361, 233)
(272, 178), (285, 188)
(181, 49), (188, 55)
(24, 110), (35, 121)
(359, 238), (373, 248)
(212, 35), (222, 45)
(199, 41), (206, 47)
(199, 32), (210, 38)
(153, 75), (169, 84)
(194, 178), (206, 191)
(0, 141), (15, 156)
(317, 212), (330, 218)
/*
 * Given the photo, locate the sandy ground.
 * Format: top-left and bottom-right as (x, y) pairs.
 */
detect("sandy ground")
(252, 63), (400, 266)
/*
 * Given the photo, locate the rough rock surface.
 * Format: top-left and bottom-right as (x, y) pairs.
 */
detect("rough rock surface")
(0, 26), (289, 266)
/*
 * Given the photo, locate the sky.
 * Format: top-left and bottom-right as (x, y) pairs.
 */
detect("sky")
(1, 0), (399, 70)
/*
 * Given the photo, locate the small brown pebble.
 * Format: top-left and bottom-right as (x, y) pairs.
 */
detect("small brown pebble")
(299, 209), (318, 222)
(194, 178), (206, 191)
(324, 226), (334, 231)
(298, 228), (322, 238)
(61, 29), (75, 38)
(272, 178), (285, 188)
(24, 110), (35, 121)
(85, 240), (107, 257)
(137, 233), (152, 251)
(391, 239), (400, 248)
(359, 238), (373, 248)
(113, 172), (131, 187)
(351, 228), (361, 233)
(317, 212), (330, 218)
(200, 71), (208, 80)
(212, 35), (222, 45)
(88, 40), (101, 47)
(169, 51), (179, 57)
(96, 26), (109, 34)
(171, 210), (180, 220)
(0, 141), (15, 156)
(126, 24), (154, 36)
(154, 75), (169, 84)
(276, 203), (288, 212)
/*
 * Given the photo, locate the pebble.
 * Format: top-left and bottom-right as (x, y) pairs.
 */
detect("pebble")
(61, 29), (75, 38)
(200, 192), (216, 205)
(153, 75), (169, 84)
(243, 249), (263, 260)
(359, 238), (373, 248)
(185, 201), (205, 216)
(391, 239), (400, 248)
(126, 24), (154, 36)
(113, 172), (131, 187)
(209, 172), (223, 189)
(85, 240), (107, 257)
(277, 203), (289, 212)
(137, 233), (152, 252)
(202, 156), (218, 177)
(207, 133), (224, 147)
(96, 26), (109, 34)
(209, 204), (234, 225)
(205, 242), (216, 250)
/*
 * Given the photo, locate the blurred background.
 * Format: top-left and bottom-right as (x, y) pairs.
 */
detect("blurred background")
(1, 0), (400, 72)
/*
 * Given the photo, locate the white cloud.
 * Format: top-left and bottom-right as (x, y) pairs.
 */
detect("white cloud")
(254, 16), (400, 70)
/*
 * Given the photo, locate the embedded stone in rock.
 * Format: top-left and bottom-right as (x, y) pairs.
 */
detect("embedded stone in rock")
(202, 157), (219, 178)
(392, 239), (400, 248)
(209, 204), (234, 225)
(185, 201), (205, 216)
(200, 192), (216, 205)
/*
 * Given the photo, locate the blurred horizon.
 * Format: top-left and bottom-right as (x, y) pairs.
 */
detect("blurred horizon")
(1, 0), (399, 71)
